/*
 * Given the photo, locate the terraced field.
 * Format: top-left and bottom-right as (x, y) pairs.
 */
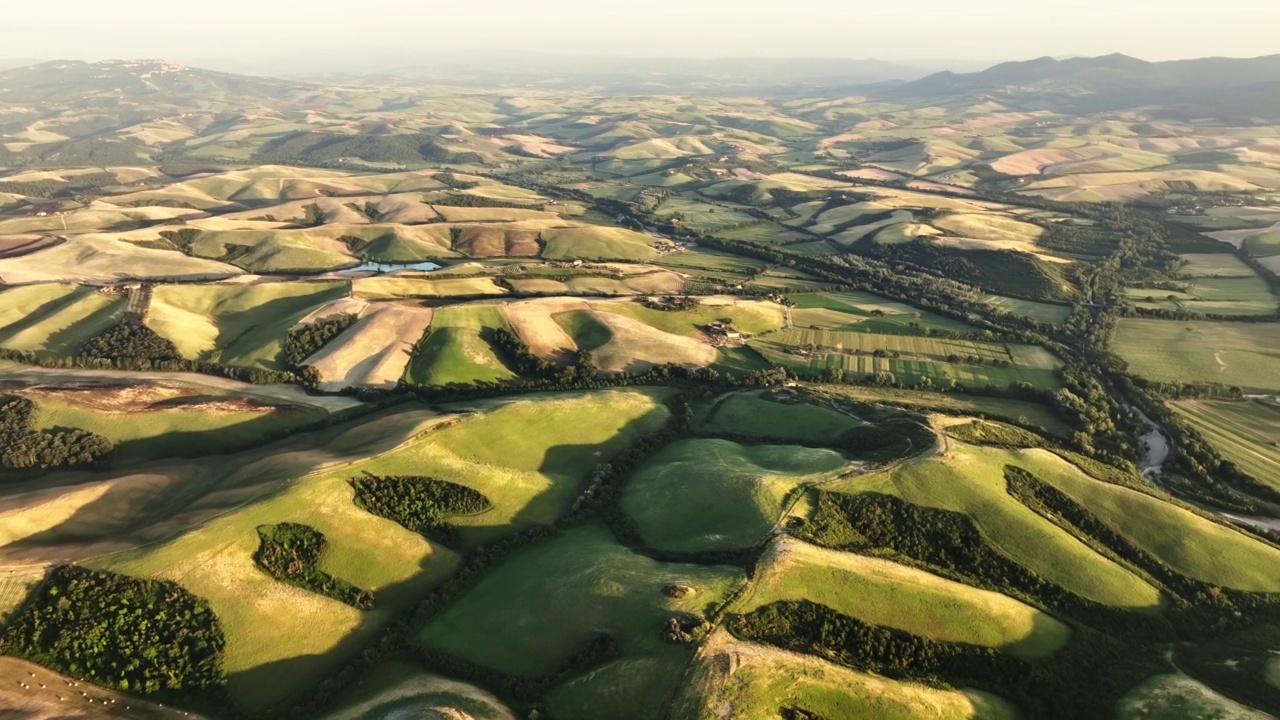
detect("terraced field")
(754, 327), (1063, 389)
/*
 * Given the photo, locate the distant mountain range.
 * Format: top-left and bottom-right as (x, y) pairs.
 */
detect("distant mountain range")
(0, 59), (307, 107)
(2, 53), (1278, 119)
(300, 53), (936, 93)
(889, 54), (1280, 118)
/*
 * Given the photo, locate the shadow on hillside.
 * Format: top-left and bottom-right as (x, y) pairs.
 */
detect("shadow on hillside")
(1, 403), (434, 565)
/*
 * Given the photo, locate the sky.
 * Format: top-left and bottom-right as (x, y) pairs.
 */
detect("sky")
(2, 0), (1276, 72)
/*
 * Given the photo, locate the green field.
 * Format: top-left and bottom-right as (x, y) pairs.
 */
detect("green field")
(553, 309), (614, 351)
(755, 327), (1063, 390)
(1127, 276), (1277, 316)
(790, 292), (976, 334)
(807, 383), (1071, 436)
(833, 442), (1163, 608)
(147, 280), (348, 371)
(0, 283), (126, 355)
(404, 304), (518, 387)
(91, 422), (464, 711)
(653, 196), (758, 232)
(1029, 449), (1280, 591)
(603, 299), (786, 336)
(672, 631), (1016, 720)
(1171, 398), (1280, 490)
(419, 524), (744, 720)
(740, 538), (1071, 659)
(27, 386), (328, 464)
(1113, 318), (1280, 392)
(1117, 674), (1269, 720)
(1178, 253), (1262, 277)
(700, 390), (860, 443)
(86, 390), (670, 711)
(372, 389), (673, 539)
(981, 294), (1073, 324)
(541, 226), (659, 261)
(652, 248), (769, 274)
(621, 439), (850, 552)
(187, 229), (356, 273)
(714, 221), (810, 247)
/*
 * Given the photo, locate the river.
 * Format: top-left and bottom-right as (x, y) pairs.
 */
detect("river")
(1133, 408), (1280, 533)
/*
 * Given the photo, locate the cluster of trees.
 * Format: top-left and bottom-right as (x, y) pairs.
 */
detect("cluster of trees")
(0, 171), (118, 199)
(283, 314), (357, 371)
(0, 565), (226, 696)
(947, 420), (1048, 449)
(349, 474), (492, 547)
(429, 193), (544, 210)
(0, 395), (113, 470)
(253, 523), (374, 610)
(488, 327), (560, 379)
(1037, 224), (1121, 257)
(80, 320), (182, 363)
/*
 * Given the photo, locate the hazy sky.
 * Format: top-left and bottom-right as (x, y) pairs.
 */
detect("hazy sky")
(3, 0), (1276, 69)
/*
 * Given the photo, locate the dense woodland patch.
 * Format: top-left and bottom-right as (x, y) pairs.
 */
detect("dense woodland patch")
(80, 320), (181, 363)
(253, 523), (374, 609)
(350, 474), (493, 547)
(0, 565), (226, 696)
(0, 394), (112, 469)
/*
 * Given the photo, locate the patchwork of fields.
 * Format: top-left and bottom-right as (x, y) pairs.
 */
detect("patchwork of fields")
(2, 63), (1280, 720)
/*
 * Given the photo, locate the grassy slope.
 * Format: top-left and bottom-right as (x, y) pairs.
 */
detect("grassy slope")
(671, 630), (1016, 720)
(834, 442), (1163, 609)
(621, 439), (849, 552)
(349, 388), (673, 541)
(28, 391), (327, 464)
(91, 452), (462, 712)
(404, 304), (517, 386)
(420, 524), (744, 720)
(0, 284), (126, 355)
(809, 383), (1071, 436)
(147, 281), (348, 371)
(740, 537), (1071, 660)
(541, 226), (659, 261)
(84, 390), (667, 711)
(553, 309), (614, 351)
(1026, 450), (1280, 592)
(701, 390), (860, 443)
(321, 661), (515, 720)
(602, 299), (786, 336)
